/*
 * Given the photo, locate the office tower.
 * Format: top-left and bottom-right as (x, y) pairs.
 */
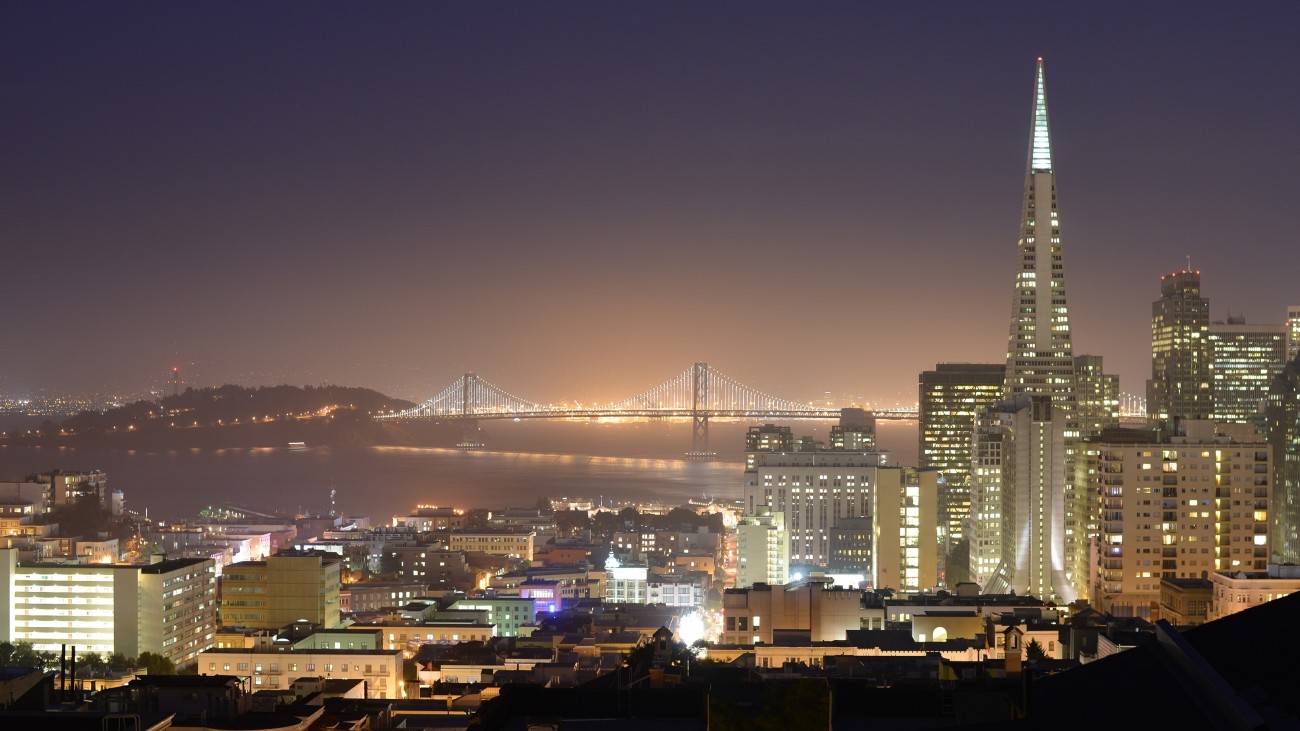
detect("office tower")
(970, 408), (1005, 586)
(1148, 270), (1212, 427)
(1084, 422), (1271, 619)
(1074, 355), (1120, 436)
(918, 363), (1005, 565)
(0, 549), (217, 669)
(1287, 306), (1300, 364)
(975, 59), (1079, 603)
(736, 506), (789, 588)
(1209, 317), (1287, 426)
(1265, 355), (1300, 563)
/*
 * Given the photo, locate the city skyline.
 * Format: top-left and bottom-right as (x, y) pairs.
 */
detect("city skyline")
(4, 3), (1298, 407)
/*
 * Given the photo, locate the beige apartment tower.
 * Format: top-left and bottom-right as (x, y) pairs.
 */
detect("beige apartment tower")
(1084, 421), (1271, 619)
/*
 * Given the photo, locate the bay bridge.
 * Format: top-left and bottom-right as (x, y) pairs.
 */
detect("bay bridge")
(377, 362), (1150, 456)
(376, 362), (916, 457)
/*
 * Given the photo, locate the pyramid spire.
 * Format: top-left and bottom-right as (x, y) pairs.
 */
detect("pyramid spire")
(1029, 58), (1052, 173)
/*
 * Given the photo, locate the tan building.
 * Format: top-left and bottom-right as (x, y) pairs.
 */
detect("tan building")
(198, 646), (403, 698)
(220, 550), (342, 629)
(1085, 421), (1272, 619)
(0, 549), (216, 669)
(1158, 577), (1212, 627)
(735, 507), (788, 589)
(871, 467), (941, 593)
(448, 530), (534, 559)
(721, 578), (865, 645)
(1207, 563), (1300, 622)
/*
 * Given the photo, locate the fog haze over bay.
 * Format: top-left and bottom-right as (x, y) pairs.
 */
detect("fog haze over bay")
(0, 419), (919, 520)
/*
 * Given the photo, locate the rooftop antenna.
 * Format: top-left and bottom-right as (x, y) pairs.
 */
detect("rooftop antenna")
(1186, 255), (1191, 272)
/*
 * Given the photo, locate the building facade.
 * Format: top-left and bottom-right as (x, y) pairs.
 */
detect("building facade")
(918, 363), (1006, 556)
(0, 550), (217, 668)
(1207, 563), (1300, 622)
(735, 506), (789, 589)
(1265, 355), (1300, 564)
(720, 578), (866, 645)
(1209, 318), (1286, 425)
(220, 551), (342, 630)
(1085, 422), (1272, 619)
(447, 530), (535, 559)
(870, 467), (940, 593)
(198, 646), (403, 698)
(1074, 355), (1120, 436)
(1148, 270), (1213, 426)
(742, 419), (888, 569)
(1286, 305), (1300, 364)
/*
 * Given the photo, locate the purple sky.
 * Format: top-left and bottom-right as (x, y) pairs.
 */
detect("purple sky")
(3, 2), (1298, 408)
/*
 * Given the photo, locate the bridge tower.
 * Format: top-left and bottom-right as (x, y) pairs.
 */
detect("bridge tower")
(458, 373), (483, 450)
(687, 362), (715, 460)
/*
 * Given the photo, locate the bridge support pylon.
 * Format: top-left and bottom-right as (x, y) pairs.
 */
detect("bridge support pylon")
(456, 418), (484, 451)
(686, 362), (716, 461)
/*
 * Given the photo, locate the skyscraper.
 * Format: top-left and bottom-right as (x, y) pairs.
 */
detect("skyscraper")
(1210, 317), (1287, 426)
(1074, 355), (1120, 436)
(975, 58), (1079, 603)
(1287, 306), (1300, 364)
(1148, 270), (1212, 427)
(918, 363), (1005, 577)
(1265, 353), (1300, 564)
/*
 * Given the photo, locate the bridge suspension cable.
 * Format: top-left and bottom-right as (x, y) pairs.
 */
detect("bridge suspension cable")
(606, 362), (810, 413)
(386, 373), (550, 419)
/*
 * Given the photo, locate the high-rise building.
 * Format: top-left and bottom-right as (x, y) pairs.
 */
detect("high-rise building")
(1209, 317), (1287, 426)
(1265, 354), (1300, 564)
(1074, 355), (1120, 436)
(1287, 306), (1300, 364)
(1084, 422), (1272, 619)
(1148, 270), (1212, 426)
(735, 506), (789, 589)
(870, 466), (941, 592)
(0, 550), (217, 669)
(742, 418), (889, 569)
(1002, 61), (1075, 408)
(918, 363), (1005, 559)
(975, 58), (1079, 603)
(970, 408), (1005, 586)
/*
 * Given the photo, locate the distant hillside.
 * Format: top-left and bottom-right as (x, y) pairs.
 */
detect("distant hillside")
(0, 385), (468, 448)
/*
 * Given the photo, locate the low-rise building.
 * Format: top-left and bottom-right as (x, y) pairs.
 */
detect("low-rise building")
(448, 529), (534, 560)
(1208, 563), (1300, 621)
(197, 646), (404, 698)
(721, 578), (866, 645)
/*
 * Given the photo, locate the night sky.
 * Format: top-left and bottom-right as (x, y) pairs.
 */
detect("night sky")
(4, 2), (1298, 408)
